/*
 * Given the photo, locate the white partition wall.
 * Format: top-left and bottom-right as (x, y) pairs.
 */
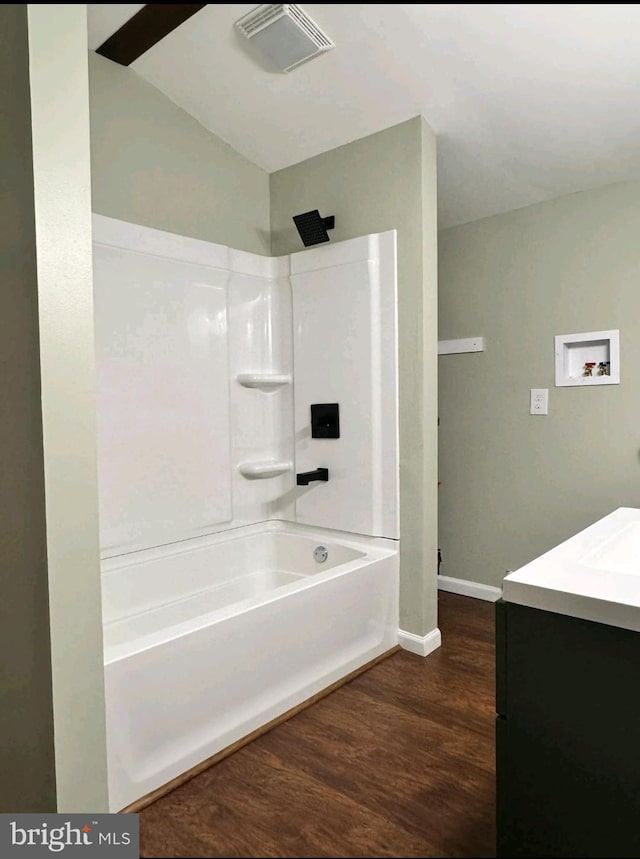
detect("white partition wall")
(93, 216), (397, 554)
(291, 232), (399, 539)
(227, 252), (295, 526)
(94, 243), (232, 554)
(93, 216), (295, 557)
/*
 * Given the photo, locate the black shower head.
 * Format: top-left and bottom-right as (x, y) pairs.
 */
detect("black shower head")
(292, 210), (335, 247)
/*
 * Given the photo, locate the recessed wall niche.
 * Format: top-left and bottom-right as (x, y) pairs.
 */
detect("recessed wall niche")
(554, 329), (620, 387)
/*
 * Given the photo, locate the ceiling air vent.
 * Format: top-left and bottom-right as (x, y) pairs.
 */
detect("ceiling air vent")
(235, 4), (334, 72)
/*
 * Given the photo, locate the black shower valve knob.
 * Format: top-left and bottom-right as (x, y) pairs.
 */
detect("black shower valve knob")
(311, 403), (340, 439)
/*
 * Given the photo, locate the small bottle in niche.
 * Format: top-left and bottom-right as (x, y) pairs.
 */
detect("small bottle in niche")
(584, 362), (596, 377)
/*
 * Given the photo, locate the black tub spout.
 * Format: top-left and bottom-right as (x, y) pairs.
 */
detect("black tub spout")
(296, 468), (329, 486)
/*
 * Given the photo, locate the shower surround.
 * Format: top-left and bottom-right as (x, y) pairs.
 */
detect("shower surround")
(93, 215), (399, 811)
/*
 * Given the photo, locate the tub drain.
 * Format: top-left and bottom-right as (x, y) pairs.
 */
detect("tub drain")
(313, 545), (328, 563)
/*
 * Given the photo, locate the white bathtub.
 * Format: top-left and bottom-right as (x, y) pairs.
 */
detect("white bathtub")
(102, 520), (399, 811)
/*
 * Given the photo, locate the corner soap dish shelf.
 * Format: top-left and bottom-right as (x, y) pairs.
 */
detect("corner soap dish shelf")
(236, 373), (292, 391)
(238, 461), (292, 479)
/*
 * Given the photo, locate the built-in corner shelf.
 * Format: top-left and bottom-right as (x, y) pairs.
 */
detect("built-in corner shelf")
(238, 460), (292, 480)
(236, 373), (292, 391)
(555, 329), (620, 387)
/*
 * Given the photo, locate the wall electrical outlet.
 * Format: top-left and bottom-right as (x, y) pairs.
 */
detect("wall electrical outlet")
(530, 388), (548, 415)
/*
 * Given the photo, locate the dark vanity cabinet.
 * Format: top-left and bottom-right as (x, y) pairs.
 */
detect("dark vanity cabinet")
(496, 599), (640, 858)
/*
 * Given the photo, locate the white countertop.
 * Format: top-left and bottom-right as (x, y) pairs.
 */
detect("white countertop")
(502, 507), (640, 632)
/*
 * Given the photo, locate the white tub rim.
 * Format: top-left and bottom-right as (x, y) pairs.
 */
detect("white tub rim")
(102, 520), (399, 665)
(101, 518), (397, 572)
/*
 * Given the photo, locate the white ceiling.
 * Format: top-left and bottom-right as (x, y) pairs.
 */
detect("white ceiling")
(87, 4), (640, 229)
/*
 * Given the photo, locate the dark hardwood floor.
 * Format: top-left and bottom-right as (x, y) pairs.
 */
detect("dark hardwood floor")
(139, 592), (496, 858)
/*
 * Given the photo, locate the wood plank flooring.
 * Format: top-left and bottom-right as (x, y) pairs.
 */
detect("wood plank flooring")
(139, 592), (496, 858)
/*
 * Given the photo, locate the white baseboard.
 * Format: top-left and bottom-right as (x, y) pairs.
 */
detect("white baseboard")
(398, 627), (441, 657)
(438, 574), (502, 602)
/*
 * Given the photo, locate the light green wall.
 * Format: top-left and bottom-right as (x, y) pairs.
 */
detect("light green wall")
(421, 118), (439, 635)
(28, 4), (108, 811)
(88, 53), (270, 255)
(0, 2), (56, 813)
(439, 181), (640, 589)
(271, 117), (438, 637)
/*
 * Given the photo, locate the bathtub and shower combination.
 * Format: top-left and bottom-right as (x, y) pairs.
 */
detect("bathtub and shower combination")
(93, 216), (400, 811)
